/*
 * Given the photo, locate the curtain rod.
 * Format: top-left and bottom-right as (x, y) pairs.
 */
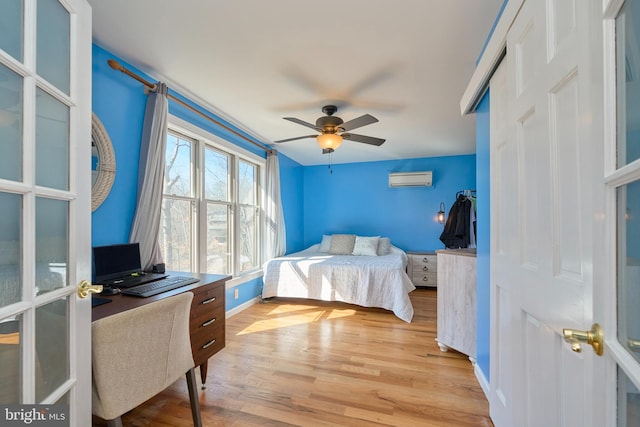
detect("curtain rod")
(107, 59), (273, 154)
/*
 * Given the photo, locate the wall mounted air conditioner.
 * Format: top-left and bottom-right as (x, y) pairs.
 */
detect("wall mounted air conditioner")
(388, 171), (433, 187)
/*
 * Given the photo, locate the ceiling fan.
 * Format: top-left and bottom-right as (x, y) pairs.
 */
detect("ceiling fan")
(274, 105), (385, 154)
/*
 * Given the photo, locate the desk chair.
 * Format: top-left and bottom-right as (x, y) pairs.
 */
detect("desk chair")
(92, 292), (202, 427)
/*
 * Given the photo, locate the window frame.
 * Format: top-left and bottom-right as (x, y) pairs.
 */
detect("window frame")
(162, 114), (266, 277)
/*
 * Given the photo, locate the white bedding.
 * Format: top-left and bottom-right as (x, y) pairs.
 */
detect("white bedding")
(261, 244), (416, 322)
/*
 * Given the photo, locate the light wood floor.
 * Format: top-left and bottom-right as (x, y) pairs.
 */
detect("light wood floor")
(93, 289), (493, 426)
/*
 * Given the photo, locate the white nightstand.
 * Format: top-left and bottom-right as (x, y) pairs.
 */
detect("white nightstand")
(406, 251), (437, 288)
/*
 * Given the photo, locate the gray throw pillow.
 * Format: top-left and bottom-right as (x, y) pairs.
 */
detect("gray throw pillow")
(318, 235), (332, 252)
(376, 237), (391, 255)
(328, 234), (356, 255)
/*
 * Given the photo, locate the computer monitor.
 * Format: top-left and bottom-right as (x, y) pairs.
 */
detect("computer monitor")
(93, 242), (143, 282)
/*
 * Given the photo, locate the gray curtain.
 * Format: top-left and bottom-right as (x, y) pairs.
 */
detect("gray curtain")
(265, 150), (286, 258)
(129, 83), (168, 271)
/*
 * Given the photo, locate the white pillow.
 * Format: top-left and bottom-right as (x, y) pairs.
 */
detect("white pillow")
(352, 236), (380, 256)
(376, 237), (391, 256)
(318, 235), (332, 252)
(328, 234), (356, 255)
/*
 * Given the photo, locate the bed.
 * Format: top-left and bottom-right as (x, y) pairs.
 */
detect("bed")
(261, 236), (416, 322)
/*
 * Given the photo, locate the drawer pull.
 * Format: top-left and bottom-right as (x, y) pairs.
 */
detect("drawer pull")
(423, 257), (429, 263)
(201, 296), (216, 305)
(201, 339), (216, 350)
(201, 318), (216, 327)
(422, 266), (429, 271)
(422, 276), (429, 282)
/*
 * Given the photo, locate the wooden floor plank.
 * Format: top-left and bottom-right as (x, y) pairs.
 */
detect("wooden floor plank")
(92, 289), (493, 426)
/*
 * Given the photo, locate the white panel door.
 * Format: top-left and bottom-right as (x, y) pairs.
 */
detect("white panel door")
(0, 0), (92, 425)
(491, 1), (606, 426)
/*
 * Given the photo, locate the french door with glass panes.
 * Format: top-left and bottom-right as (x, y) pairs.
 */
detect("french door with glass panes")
(604, 1), (640, 425)
(0, 0), (92, 425)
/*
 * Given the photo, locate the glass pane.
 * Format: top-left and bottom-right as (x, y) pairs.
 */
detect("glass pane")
(36, 88), (69, 190)
(618, 366), (640, 426)
(618, 180), (640, 362)
(0, 313), (22, 404)
(35, 197), (68, 296)
(164, 133), (193, 197)
(160, 198), (192, 271)
(0, 192), (22, 308)
(616, 1), (640, 167)
(35, 298), (68, 402)
(206, 203), (230, 274)
(36, 0), (70, 94)
(0, 64), (23, 182)
(204, 148), (229, 201)
(0, 0), (23, 61)
(238, 160), (257, 205)
(239, 206), (257, 272)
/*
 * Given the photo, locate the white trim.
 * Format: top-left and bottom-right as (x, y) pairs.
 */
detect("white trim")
(225, 270), (263, 289)
(226, 296), (261, 318)
(169, 113), (265, 165)
(475, 363), (491, 400)
(460, 0), (525, 115)
(92, 43), (273, 146)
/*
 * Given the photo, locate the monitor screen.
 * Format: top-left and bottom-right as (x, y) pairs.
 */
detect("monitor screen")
(93, 243), (142, 281)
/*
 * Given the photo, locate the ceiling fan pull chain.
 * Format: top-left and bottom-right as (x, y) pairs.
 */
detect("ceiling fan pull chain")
(328, 152), (333, 174)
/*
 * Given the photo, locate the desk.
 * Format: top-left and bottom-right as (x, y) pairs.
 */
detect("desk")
(92, 272), (230, 384)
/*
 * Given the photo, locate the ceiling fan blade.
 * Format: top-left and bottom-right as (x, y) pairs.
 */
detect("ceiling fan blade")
(283, 117), (321, 131)
(273, 135), (317, 143)
(342, 133), (385, 146)
(340, 114), (378, 132)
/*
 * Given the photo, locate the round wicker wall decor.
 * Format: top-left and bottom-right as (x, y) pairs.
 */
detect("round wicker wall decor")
(91, 112), (116, 211)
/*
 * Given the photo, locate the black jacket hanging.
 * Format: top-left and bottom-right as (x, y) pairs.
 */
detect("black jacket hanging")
(439, 195), (472, 249)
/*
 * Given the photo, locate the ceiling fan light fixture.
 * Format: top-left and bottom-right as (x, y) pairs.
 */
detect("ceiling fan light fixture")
(317, 133), (342, 150)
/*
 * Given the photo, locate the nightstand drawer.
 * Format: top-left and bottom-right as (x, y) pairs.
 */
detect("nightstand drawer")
(411, 271), (438, 287)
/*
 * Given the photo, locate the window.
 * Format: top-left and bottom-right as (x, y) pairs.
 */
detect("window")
(160, 125), (263, 276)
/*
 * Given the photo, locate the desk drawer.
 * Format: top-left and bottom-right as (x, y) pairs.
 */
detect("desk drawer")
(191, 323), (225, 364)
(191, 283), (224, 310)
(189, 280), (225, 364)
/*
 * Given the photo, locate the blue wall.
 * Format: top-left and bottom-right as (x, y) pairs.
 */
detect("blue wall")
(475, 91), (491, 378)
(91, 44), (477, 315)
(92, 45), (147, 246)
(91, 44), (304, 311)
(279, 154), (305, 254)
(303, 156), (476, 251)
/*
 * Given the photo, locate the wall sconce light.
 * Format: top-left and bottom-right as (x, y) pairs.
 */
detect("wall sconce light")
(437, 202), (446, 224)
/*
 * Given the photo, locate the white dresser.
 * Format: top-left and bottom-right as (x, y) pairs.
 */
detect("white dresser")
(406, 252), (438, 288)
(435, 249), (477, 363)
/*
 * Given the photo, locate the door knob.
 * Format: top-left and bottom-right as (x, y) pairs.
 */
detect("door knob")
(562, 323), (604, 356)
(77, 280), (103, 299)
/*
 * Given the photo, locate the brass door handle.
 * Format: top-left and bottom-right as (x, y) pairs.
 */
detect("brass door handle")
(562, 323), (604, 356)
(77, 280), (103, 299)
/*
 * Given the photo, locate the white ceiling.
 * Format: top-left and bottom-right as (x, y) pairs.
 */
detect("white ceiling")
(88, 0), (502, 166)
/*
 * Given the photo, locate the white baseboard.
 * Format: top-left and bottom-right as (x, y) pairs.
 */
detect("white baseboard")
(226, 296), (261, 318)
(475, 363), (490, 400)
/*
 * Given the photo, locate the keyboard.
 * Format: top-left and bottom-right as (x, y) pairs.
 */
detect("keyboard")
(121, 276), (200, 297)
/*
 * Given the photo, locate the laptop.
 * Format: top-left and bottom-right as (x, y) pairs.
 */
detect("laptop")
(93, 243), (167, 288)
